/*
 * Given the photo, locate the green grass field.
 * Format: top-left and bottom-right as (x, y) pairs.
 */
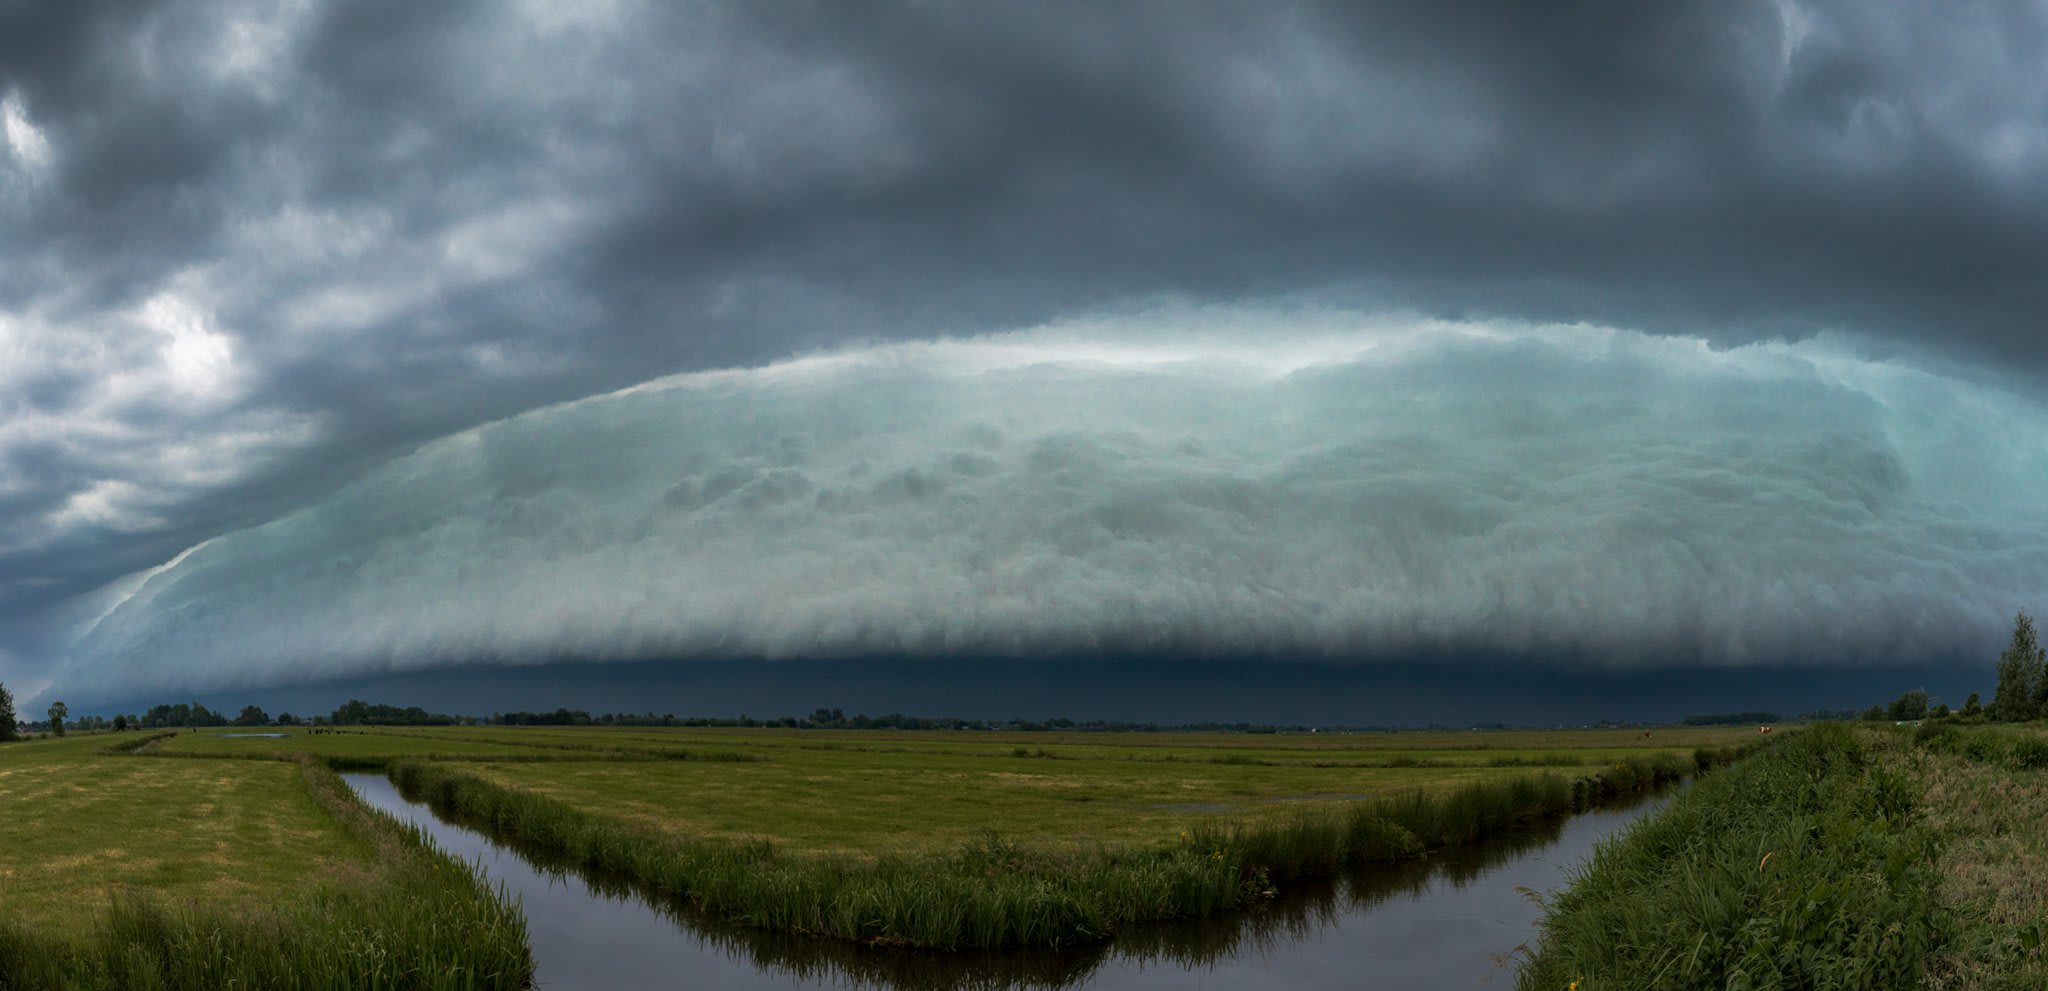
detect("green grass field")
(122, 723), (1761, 855)
(0, 731), (530, 989)
(0, 733), (367, 931)
(0, 722), (1757, 968)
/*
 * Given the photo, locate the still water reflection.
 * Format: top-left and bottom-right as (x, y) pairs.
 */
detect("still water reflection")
(344, 774), (1670, 990)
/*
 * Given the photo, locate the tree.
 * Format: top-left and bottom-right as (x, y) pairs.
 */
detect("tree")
(1962, 692), (1983, 718)
(0, 682), (16, 742)
(235, 705), (268, 727)
(1862, 704), (1887, 722)
(1888, 689), (1930, 722)
(2036, 651), (2048, 720)
(47, 700), (67, 737)
(113, 714), (128, 732)
(1994, 610), (2046, 722)
(276, 712), (298, 726)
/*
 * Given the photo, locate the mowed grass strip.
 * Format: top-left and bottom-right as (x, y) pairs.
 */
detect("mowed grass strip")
(0, 734), (365, 932)
(0, 733), (532, 989)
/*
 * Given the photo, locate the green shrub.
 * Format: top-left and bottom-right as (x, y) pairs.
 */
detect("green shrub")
(2009, 734), (2048, 770)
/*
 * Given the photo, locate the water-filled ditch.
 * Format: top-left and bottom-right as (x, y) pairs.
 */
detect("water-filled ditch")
(344, 773), (1672, 990)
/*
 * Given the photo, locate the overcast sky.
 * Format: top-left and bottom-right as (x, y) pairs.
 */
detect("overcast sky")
(5, 1), (2048, 712)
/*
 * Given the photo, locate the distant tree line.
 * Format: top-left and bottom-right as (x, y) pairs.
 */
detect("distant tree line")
(482, 707), (1314, 733)
(0, 686), (96, 738)
(1682, 711), (1783, 726)
(0, 692), (1324, 736)
(140, 703), (231, 728)
(328, 700), (472, 726)
(1844, 609), (2048, 727)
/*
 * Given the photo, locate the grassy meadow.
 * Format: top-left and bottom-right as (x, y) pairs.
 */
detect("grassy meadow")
(0, 731), (530, 989)
(134, 723), (1762, 854)
(432, 726), (1755, 854)
(0, 733), (366, 932)
(0, 720), (1759, 976)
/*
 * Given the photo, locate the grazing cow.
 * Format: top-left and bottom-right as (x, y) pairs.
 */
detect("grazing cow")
(1759, 726), (1774, 734)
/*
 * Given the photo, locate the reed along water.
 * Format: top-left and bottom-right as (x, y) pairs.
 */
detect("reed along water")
(344, 774), (1672, 990)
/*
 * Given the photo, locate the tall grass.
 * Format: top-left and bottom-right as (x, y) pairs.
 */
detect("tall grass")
(0, 760), (531, 990)
(1517, 725), (1942, 990)
(1911, 718), (2048, 769)
(389, 747), (1718, 951)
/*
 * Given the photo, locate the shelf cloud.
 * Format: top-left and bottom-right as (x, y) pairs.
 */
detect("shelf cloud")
(7, 2), (2048, 707)
(49, 315), (2048, 702)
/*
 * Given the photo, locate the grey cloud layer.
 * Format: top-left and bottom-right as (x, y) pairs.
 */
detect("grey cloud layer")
(5, 1), (2048, 690)
(52, 321), (2048, 702)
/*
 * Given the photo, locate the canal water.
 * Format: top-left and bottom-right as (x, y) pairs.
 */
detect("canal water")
(345, 774), (1668, 990)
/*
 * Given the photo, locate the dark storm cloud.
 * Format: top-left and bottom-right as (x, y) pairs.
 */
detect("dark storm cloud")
(45, 324), (2048, 702)
(4, 0), (2048, 694)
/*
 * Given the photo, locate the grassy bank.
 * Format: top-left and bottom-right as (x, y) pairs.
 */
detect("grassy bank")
(388, 747), (1715, 950)
(0, 737), (530, 990)
(1517, 722), (2048, 990)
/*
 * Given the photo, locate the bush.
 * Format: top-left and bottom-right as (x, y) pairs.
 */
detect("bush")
(2010, 734), (2048, 770)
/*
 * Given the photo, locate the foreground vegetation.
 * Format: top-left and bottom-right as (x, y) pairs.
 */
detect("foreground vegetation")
(383, 740), (1736, 949)
(0, 722), (1758, 979)
(368, 728), (1744, 954)
(0, 734), (531, 990)
(1518, 721), (2048, 991)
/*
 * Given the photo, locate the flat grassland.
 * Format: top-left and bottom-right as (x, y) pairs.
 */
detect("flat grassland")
(0, 730), (530, 990)
(0, 733), (367, 931)
(4, 720), (1761, 966)
(408, 725), (1757, 853)
(0, 722), (1755, 961)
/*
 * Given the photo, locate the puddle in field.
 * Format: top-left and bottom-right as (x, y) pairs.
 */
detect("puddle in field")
(345, 774), (1670, 990)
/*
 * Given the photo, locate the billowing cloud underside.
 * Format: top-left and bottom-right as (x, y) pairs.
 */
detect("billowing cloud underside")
(56, 319), (2048, 700)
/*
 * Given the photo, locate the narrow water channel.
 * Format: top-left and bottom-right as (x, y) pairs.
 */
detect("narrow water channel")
(344, 774), (1672, 990)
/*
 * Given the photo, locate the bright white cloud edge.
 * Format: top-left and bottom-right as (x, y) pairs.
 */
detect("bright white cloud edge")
(46, 309), (2048, 703)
